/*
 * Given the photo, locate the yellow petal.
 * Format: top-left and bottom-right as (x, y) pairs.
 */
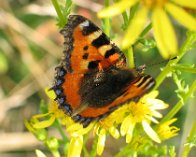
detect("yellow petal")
(165, 118), (177, 125)
(93, 124), (100, 136)
(142, 120), (161, 143)
(145, 115), (159, 124)
(152, 7), (177, 58)
(146, 90), (159, 98)
(61, 116), (75, 126)
(109, 126), (120, 139)
(32, 112), (53, 119)
(157, 118), (179, 140)
(73, 122), (95, 136)
(151, 110), (163, 118)
(32, 113), (55, 128)
(120, 115), (132, 136)
(68, 136), (83, 157)
(97, 0), (138, 18)
(166, 2), (196, 31)
(148, 99), (168, 109)
(122, 7), (148, 49)
(133, 152), (138, 157)
(45, 88), (56, 100)
(35, 149), (46, 157)
(66, 123), (83, 133)
(126, 123), (135, 143)
(97, 128), (106, 155)
(24, 120), (35, 133)
(33, 116), (55, 128)
(171, 0), (196, 9)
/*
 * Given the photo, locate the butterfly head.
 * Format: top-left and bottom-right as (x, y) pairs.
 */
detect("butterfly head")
(136, 64), (146, 75)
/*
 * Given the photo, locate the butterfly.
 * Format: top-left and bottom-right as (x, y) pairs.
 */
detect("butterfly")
(52, 15), (155, 127)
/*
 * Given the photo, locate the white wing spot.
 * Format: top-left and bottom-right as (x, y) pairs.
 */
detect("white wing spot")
(79, 20), (89, 28)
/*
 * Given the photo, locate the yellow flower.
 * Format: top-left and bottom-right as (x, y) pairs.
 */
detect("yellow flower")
(98, 0), (196, 58)
(24, 89), (87, 157)
(27, 88), (173, 157)
(156, 118), (180, 140)
(26, 89), (66, 130)
(120, 91), (169, 143)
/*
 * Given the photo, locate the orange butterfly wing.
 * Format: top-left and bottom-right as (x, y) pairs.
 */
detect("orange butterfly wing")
(54, 15), (126, 114)
(52, 15), (155, 127)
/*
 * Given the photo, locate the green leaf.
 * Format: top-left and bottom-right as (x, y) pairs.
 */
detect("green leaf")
(46, 137), (59, 150)
(173, 72), (189, 103)
(52, 0), (72, 28)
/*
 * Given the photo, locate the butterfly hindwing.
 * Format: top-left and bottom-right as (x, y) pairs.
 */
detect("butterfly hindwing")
(78, 75), (155, 117)
(70, 74), (155, 127)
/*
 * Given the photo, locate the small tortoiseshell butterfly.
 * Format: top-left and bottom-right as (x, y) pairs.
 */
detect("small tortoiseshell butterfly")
(52, 15), (155, 127)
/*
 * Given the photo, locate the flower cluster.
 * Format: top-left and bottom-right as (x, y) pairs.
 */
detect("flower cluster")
(26, 89), (179, 157)
(98, 0), (196, 58)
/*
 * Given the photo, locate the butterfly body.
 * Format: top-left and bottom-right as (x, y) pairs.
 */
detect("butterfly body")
(52, 15), (155, 127)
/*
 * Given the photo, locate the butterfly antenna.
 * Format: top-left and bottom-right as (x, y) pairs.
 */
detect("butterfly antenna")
(145, 56), (177, 69)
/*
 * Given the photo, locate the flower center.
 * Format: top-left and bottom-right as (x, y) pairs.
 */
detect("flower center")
(130, 102), (151, 123)
(142, 0), (168, 8)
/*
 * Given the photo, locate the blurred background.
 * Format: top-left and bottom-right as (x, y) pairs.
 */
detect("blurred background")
(0, 0), (195, 157)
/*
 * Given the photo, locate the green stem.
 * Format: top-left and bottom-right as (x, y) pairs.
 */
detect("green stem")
(154, 31), (196, 89)
(140, 23), (152, 37)
(127, 23), (152, 68)
(83, 134), (90, 157)
(181, 120), (196, 157)
(122, 11), (129, 29)
(56, 119), (69, 142)
(114, 144), (131, 157)
(122, 4), (139, 68)
(134, 22), (152, 46)
(51, 0), (66, 27)
(127, 47), (135, 68)
(103, 0), (110, 36)
(161, 80), (196, 123)
(89, 135), (98, 157)
(172, 64), (196, 73)
(128, 3), (139, 25)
